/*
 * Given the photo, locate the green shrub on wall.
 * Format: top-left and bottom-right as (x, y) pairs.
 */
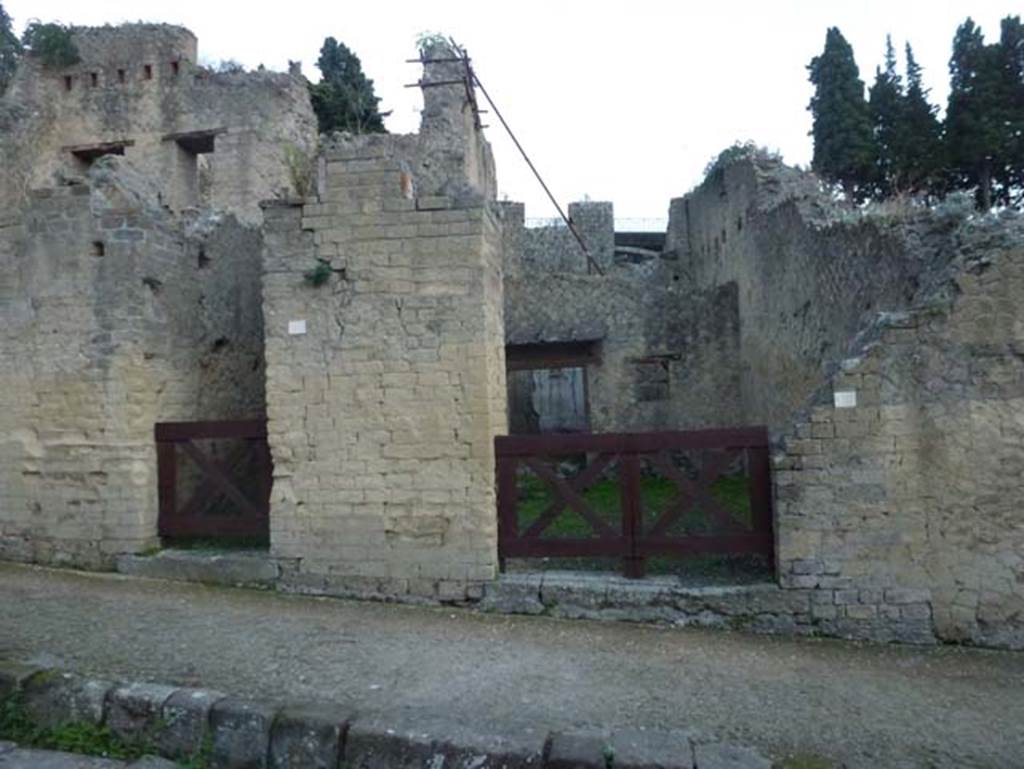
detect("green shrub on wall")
(21, 20), (80, 68)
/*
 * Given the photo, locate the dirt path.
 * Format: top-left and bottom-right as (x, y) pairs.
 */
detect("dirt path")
(1, 563), (1021, 769)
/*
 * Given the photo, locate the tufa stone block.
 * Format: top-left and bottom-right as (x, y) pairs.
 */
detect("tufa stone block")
(106, 682), (179, 743)
(546, 732), (608, 769)
(268, 703), (352, 769)
(210, 697), (279, 769)
(23, 672), (114, 728)
(0, 661), (43, 701)
(156, 687), (226, 759)
(610, 728), (696, 769)
(691, 742), (772, 769)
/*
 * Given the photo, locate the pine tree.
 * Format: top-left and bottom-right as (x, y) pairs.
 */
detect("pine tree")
(898, 43), (944, 194)
(0, 1), (21, 96)
(808, 27), (876, 199)
(868, 35), (903, 196)
(946, 19), (1010, 209)
(308, 37), (386, 135)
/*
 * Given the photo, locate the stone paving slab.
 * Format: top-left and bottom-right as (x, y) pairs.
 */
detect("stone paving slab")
(2, 563), (1023, 769)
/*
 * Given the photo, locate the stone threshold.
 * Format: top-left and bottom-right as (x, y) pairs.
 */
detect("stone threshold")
(481, 571), (816, 635)
(0, 659), (773, 769)
(115, 549), (280, 588)
(111, 554), (935, 645)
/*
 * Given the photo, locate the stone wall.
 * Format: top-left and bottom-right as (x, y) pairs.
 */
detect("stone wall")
(502, 202), (741, 433)
(0, 24), (317, 222)
(665, 156), (957, 429)
(261, 50), (507, 601)
(0, 158), (265, 568)
(775, 215), (1024, 648)
(505, 201), (615, 275)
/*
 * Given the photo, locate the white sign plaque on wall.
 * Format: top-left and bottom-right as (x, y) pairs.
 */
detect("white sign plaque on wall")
(287, 319), (307, 336)
(834, 389), (857, 409)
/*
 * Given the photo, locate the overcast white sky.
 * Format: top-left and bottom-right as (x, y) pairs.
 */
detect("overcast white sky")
(6, 1), (1021, 227)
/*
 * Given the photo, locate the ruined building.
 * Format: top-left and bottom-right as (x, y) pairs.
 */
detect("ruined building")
(1, 24), (1021, 651)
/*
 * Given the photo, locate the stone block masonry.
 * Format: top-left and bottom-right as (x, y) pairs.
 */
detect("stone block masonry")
(0, 159), (266, 569)
(262, 140), (508, 601)
(0, 24), (317, 222)
(776, 219), (1024, 648)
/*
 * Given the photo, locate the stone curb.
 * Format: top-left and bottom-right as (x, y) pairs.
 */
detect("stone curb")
(0, 660), (774, 769)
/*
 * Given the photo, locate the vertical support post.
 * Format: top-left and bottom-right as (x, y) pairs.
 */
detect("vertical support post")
(496, 447), (518, 573)
(156, 441), (177, 538)
(254, 438), (272, 519)
(748, 444), (775, 577)
(620, 452), (644, 578)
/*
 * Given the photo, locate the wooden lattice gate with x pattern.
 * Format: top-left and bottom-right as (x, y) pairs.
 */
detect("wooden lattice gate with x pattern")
(155, 420), (271, 542)
(495, 428), (774, 578)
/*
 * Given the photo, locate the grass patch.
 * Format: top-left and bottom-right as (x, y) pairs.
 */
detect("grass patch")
(0, 692), (211, 767)
(516, 472), (753, 538)
(0, 693), (145, 760)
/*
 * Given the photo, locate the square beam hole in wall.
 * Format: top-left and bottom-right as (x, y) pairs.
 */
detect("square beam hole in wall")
(91, 241), (105, 256)
(64, 75), (73, 91)
(90, 72), (98, 87)
(118, 68), (126, 83)
(171, 60), (180, 76)
(144, 64), (153, 80)
(632, 356), (674, 402)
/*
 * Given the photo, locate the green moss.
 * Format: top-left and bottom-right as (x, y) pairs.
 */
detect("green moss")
(25, 669), (62, 686)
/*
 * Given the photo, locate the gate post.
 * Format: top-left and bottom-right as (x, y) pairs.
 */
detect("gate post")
(620, 452), (645, 578)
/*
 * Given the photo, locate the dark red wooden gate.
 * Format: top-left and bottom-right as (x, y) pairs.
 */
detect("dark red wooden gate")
(495, 428), (773, 578)
(155, 420), (271, 541)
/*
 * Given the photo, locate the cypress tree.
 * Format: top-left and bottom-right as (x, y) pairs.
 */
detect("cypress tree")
(946, 19), (1008, 210)
(868, 35), (903, 196)
(0, 2), (20, 95)
(808, 27), (876, 200)
(996, 16), (1024, 206)
(308, 37), (386, 135)
(898, 43), (944, 194)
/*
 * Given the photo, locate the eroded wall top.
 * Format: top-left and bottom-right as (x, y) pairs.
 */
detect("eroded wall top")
(1, 23), (317, 222)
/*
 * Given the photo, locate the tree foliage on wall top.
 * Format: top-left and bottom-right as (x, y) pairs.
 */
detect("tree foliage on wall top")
(0, 2), (22, 94)
(308, 37), (387, 136)
(807, 15), (1024, 210)
(21, 19), (80, 69)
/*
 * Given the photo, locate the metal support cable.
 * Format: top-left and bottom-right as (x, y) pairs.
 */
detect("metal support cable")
(415, 43), (604, 276)
(469, 71), (604, 275)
